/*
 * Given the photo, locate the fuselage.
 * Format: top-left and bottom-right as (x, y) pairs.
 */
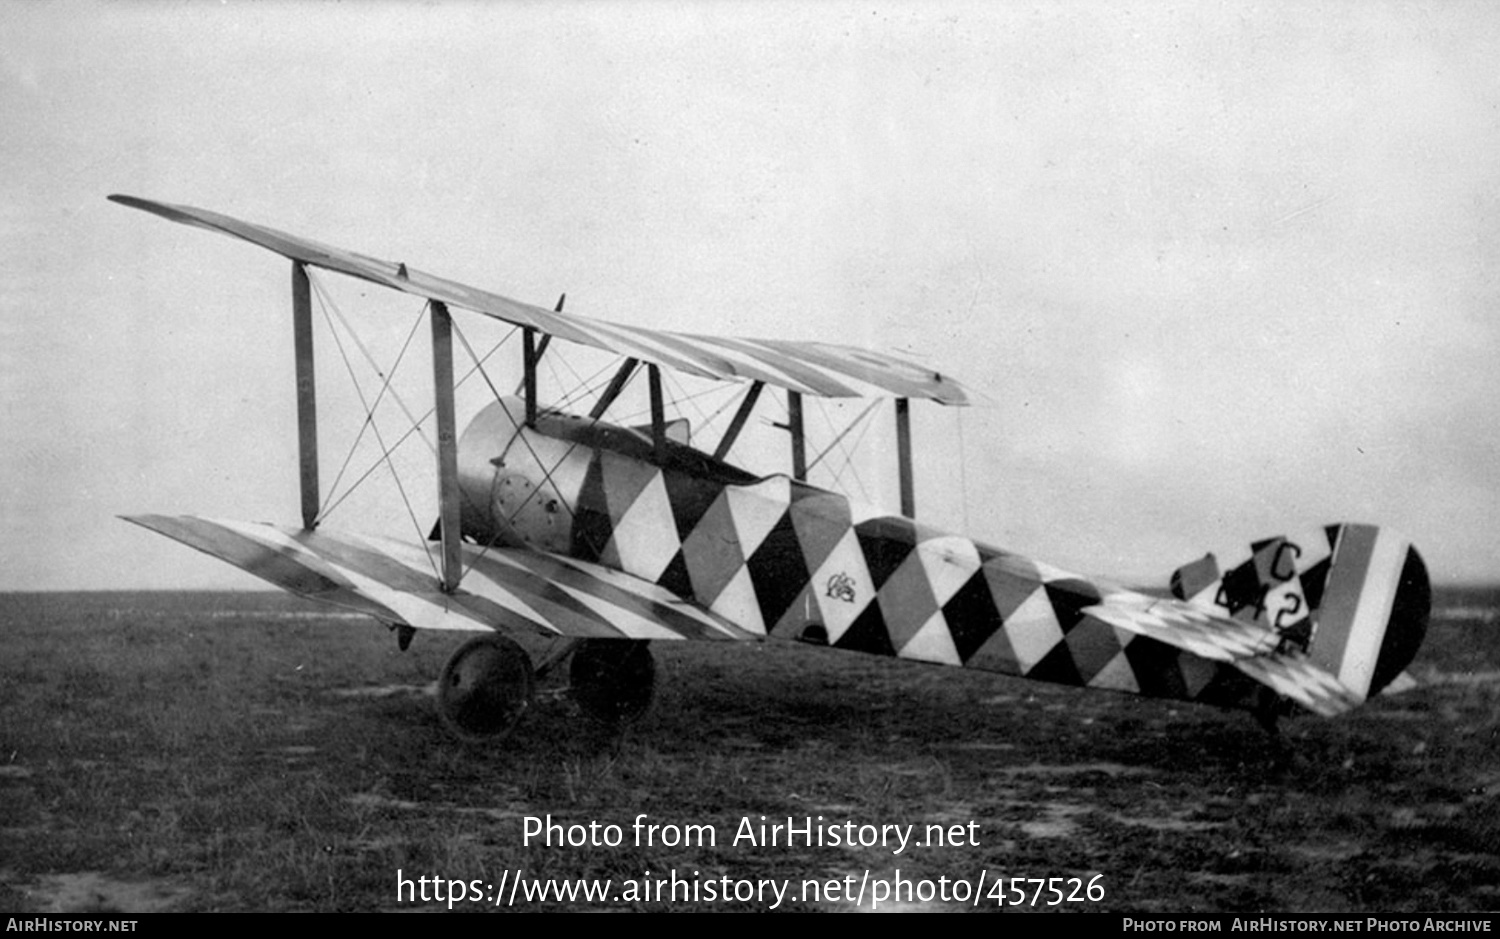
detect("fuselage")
(456, 397), (1267, 711)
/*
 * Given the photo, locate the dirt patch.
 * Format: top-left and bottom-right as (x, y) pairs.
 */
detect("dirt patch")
(1016, 801), (1092, 838)
(328, 683), (435, 699)
(13, 871), (193, 914)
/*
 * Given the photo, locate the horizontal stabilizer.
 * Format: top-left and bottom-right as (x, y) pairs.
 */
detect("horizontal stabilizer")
(1083, 590), (1370, 718)
(1230, 651), (1362, 718)
(1084, 592), (1282, 663)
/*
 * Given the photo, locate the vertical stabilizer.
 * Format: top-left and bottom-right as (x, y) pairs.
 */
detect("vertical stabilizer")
(1171, 523), (1430, 702)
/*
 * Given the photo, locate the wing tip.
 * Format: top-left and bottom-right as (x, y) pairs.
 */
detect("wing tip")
(108, 193), (155, 210)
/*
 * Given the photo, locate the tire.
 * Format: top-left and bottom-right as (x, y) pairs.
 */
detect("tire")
(569, 640), (656, 725)
(437, 634), (535, 741)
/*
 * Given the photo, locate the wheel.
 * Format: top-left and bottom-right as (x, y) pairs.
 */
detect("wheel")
(569, 640), (656, 724)
(437, 634), (534, 741)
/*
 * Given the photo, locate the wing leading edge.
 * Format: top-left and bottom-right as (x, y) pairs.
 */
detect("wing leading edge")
(108, 195), (971, 405)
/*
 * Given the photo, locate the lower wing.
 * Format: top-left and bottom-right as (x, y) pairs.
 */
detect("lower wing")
(123, 515), (757, 643)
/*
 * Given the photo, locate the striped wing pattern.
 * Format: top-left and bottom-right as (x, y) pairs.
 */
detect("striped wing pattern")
(108, 195), (970, 405)
(124, 515), (757, 643)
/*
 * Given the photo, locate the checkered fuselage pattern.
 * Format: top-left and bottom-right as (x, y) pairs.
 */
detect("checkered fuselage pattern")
(458, 398), (1286, 712)
(125, 397), (1428, 721)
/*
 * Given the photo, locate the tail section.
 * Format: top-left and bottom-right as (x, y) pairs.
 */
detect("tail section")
(1170, 524), (1430, 702)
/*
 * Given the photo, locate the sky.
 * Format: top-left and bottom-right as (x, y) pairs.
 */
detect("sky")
(2, 1), (1497, 590)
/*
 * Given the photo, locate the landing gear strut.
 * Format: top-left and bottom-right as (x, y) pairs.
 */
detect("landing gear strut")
(570, 640), (656, 725)
(1251, 686), (1293, 737)
(437, 634), (534, 741)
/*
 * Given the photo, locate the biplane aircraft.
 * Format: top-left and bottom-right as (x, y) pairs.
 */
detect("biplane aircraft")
(111, 194), (1431, 740)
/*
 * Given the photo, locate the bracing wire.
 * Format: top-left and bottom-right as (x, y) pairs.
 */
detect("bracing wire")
(315, 294), (429, 522)
(616, 381), (736, 425)
(314, 420), (432, 523)
(309, 275), (435, 457)
(542, 341), (590, 404)
(806, 399), (879, 475)
(554, 359), (625, 412)
(698, 387), (742, 433)
(658, 371), (752, 446)
(451, 318), (507, 407)
(663, 369), (714, 434)
(316, 325), (519, 522)
(314, 301), (441, 580)
(810, 398), (876, 503)
(828, 411), (876, 503)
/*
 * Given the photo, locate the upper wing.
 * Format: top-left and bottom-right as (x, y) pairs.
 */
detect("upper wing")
(109, 195), (970, 405)
(1084, 590), (1361, 717)
(124, 515), (758, 643)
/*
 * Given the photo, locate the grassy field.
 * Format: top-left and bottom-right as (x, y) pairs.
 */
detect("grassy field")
(1, 588), (1496, 913)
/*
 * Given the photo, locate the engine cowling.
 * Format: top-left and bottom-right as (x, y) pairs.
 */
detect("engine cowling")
(455, 397), (589, 552)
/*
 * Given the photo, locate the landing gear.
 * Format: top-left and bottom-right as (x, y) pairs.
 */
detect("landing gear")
(434, 636), (654, 740)
(1253, 697), (1281, 736)
(569, 640), (656, 725)
(1250, 686), (1296, 746)
(437, 634), (535, 741)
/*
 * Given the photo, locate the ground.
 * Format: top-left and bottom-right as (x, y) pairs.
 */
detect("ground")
(0, 588), (1496, 913)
